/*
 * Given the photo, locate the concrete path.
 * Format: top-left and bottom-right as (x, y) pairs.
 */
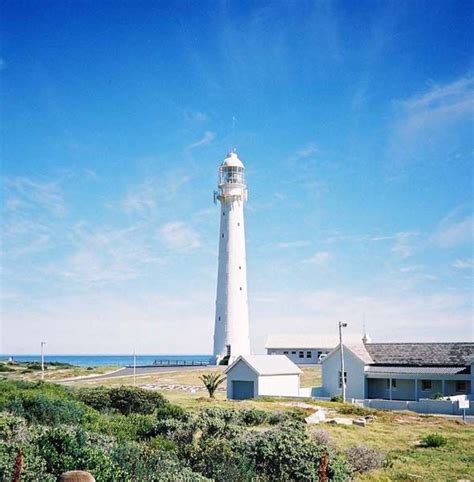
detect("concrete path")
(57, 365), (215, 384)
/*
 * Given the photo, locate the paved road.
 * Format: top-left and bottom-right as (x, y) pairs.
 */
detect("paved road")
(58, 365), (215, 384)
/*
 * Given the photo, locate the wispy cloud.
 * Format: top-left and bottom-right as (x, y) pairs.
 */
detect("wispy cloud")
(390, 232), (419, 258)
(187, 131), (216, 150)
(277, 240), (310, 249)
(452, 258), (474, 270)
(4, 176), (66, 215)
(433, 212), (473, 248)
(159, 221), (201, 250)
(121, 181), (157, 214)
(304, 250), (331, 265)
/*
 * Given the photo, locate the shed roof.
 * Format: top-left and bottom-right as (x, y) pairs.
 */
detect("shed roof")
(225, 355), (302, 376)
(365, 343), (474, 367)
(265, 334), (361, 349)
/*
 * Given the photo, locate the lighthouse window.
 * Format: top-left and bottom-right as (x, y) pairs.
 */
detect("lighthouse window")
(239, 266), (241, 269)
(240, 287), (242, 291)
(222, 233), (224, 238)
(237, 222), (240, 226)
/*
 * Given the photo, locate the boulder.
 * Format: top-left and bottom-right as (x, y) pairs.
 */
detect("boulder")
(305, 409), (326, 424)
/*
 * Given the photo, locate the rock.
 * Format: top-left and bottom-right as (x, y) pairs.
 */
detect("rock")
(60, 471), (96, 482)
(326, 417), (353, 426)
(353, 418), (367, 427)
(305, 409), (326, 424)
(364, 415), (376, 423)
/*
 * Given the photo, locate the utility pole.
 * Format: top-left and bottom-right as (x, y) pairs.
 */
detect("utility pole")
(338, 322), (347, 402)
(40, 341), (46, 380)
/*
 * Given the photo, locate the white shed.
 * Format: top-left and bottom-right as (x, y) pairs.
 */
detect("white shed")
(225, 355), (301, 400)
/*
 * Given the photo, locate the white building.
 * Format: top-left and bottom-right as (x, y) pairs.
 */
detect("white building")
(213, 149), (251, 364)
(321, 342), (474, 403)
(225, 355), (301, 400)
(265, 334), (360, 365)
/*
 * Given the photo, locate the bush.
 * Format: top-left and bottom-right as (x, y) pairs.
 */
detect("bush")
(237, 421), (352, 481)
(2, 393), (91, 426)
(77, 386), (168, 415)
(156, 403), (190, 422)
(331, 395), (343, 403)
(190, 437), (256, 481)
(420, 433), (448, 448)
(346, 444), (385, 473)
(311, 429), (331, 446)
(431, 393), (444, 400)
(240, 408), (268, 426)
(337, 404), (375, 417)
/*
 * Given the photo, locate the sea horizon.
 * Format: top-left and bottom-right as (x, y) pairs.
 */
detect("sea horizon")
(0, 354), (213, 367)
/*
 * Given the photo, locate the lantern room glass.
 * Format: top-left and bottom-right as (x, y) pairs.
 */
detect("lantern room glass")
(219, 166), (245, 185)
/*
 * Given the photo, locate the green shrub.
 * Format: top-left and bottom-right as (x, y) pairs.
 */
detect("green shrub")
(237, 421), (351, 481)
(190, 436), (256, 481)
(2, 393), (91, 426)
(240, 408), (268, 426)
(431, 393), (444, 400)
(77, 386), (168, 415)
(331, 395), (343, 403)
(420, 433), (448, 448)
(156, 403), (190, 422)
(153, 418), (196, 446)
(0, 365), (14, 372)
(337, 404), (375, 417)
(346, 444), (385, 473)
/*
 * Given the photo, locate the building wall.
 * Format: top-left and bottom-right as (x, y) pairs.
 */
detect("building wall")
(225, 360), (258, 399)
(266, 348), (332, 365)
(258, 374), (300, 397)
(322, 347), (366, 399)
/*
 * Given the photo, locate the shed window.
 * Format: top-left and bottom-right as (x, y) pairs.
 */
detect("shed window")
(338, 371), (347, 388)
(421, 380), (432, 391)
(299, 351), (304, 358)
(306, 351), (312, 358)
(456, 381), (467, 392)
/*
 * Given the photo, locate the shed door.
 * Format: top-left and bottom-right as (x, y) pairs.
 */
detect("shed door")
(232, 380), (254, 400)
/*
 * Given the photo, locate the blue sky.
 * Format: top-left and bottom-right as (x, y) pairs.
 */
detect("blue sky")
(1, 1), (473, 354)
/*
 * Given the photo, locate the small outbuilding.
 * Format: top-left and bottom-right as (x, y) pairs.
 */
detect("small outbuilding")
(225, 354), (301, 400)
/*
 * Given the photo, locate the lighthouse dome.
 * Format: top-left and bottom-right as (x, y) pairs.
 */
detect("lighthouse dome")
(222, 149), (244, 168)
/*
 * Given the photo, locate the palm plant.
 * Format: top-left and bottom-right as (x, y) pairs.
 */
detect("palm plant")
(199, 372), (226, 398)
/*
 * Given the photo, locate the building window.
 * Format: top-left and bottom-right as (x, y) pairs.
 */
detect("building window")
(456, 381), (467, 393)
(421, 380), (432, 391)
(317, 351), (322, 358)
(306, 351), (312, 358)
(218, 316), (221, 321)
(299, 351), (304, 358)
(222, 212), (225, 216)
(283, 351), (288, 355)
(338, 371), (347, 388)
(291, 351), (296, 355)
(221, 233), (224, 238)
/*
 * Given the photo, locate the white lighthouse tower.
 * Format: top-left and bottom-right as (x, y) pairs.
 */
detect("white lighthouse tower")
(213, 149), (251, 364)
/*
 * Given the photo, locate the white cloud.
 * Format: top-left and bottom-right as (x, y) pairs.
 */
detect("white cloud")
(399, 265), (423, 273)
(390, 232), (419, 258)
(433, 214), (473, 248)
(304, 250), (330, 265)
(121, 181), (156, 214)
(277, 240), (310, 249)
(452, 258), (474, 270)
(187, 131), (216, 150)
(159, 221), (201, 250)
(3, 176), (66, 215)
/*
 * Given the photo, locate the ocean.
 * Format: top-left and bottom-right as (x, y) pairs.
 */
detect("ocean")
(0, 354), (213, 367)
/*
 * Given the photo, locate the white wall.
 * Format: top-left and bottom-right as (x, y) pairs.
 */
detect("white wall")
(225, 360), (258, 399)
(258, 374), (300, 397)
(266, 348), (331, 365)
(322, 346), (366, 399)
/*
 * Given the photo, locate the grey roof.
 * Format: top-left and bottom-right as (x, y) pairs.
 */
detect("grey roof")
(225, 355), (302, 376)
(365, 343), (474, 367)
(365, 365), (469, 375)
(346, 343), (374, 364)
(265, 334), (361, 349)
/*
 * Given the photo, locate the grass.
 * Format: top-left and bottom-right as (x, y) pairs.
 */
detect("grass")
(299, 365), (321, 388)
(0, 362), (119, 381)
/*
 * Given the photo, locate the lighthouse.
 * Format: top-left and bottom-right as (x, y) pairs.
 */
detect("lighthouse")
(213, 149), (251, 364)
